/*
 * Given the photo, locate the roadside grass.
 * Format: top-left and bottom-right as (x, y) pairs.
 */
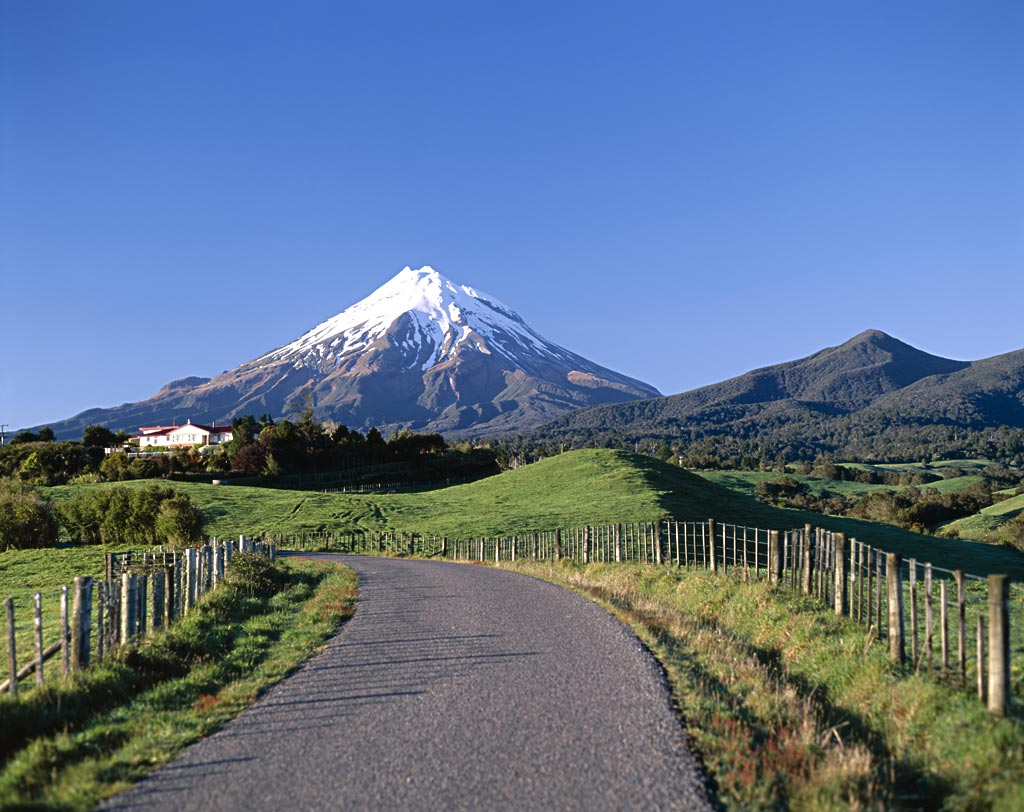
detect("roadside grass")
(502, 560), (1024, 812)
(0, 556), (357, 811)
(43, 450), (1024, 579)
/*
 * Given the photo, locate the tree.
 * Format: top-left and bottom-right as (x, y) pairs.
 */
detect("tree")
(37, 427), (55, 442)
(11, 431), (39, 444)
(233, 443), (268, 475)
(230, 414), (260, 449)
(0, 480), (58, 551)
(155, 493), (205, 549)
(100, 452), (133, 481)
(83, 424), (119, 447)
(18, 442), (94, 486)
(262, 454), (281, 477)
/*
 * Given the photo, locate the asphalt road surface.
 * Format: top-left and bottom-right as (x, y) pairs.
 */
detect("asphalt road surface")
(101, 555), (712, 811)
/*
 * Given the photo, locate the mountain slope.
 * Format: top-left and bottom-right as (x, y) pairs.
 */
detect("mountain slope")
(39, 267), (661, 439)
(526, 331), (1024, 463)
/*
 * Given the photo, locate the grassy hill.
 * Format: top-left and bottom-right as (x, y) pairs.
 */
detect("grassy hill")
(940, 492), (1024, 543)
(46, 450), (1024, 579)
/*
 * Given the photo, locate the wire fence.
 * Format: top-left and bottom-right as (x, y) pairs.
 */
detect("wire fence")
(2, 537), (275, 697)
(277, 519), (1019, 717)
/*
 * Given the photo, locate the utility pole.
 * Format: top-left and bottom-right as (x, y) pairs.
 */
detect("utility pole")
(0, 424), (7, 446)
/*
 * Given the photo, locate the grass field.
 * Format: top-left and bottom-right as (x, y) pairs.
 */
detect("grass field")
(43, 450), (1024, 580)
(937, 492), (1024, 543)
(984, 492), (1024, 518)
(700, 470), (987, 498)
(846, 459), (997, 473)
(698, 470), (892, 499)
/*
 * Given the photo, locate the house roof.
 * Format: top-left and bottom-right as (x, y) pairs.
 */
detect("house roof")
(136, 422), (232, 438)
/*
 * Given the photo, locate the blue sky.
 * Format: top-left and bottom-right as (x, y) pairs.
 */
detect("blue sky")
(2, 1), (1022, 431)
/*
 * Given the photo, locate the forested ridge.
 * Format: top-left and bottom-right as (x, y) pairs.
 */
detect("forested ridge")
(518, 330), (1024, 467)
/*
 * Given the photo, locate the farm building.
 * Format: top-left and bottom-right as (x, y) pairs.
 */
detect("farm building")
(135, 420), (233, 449)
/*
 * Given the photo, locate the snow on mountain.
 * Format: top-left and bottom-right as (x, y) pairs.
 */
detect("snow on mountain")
(38, 265), (662, 439)
(254, 266), (580, 374)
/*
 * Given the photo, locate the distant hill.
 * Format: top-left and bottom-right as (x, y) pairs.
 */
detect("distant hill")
(524, 330), (1024, 464)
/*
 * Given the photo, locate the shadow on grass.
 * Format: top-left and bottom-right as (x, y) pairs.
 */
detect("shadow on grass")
(582, 583), (953, 812)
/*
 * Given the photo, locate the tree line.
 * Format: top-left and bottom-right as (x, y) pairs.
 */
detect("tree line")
(0, 405), (500, 488)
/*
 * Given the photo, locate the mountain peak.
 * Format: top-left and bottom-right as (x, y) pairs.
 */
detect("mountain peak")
(253, 265), (535, 371)
(848, 328), (892, 343)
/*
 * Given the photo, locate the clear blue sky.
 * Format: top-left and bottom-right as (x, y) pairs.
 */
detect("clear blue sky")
(2, 1), (1022, 431)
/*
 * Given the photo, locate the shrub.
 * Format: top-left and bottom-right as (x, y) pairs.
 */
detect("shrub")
(0, 479), (59, 551)
(57, 485), (204, 547)
(154, 493), (205, 549)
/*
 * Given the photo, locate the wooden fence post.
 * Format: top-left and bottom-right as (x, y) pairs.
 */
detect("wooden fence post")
(924, 563), (934, 666)
(33, 592), (44, 686)
(60, 585), (69, 676)
(909, 559), (918, 664)
(988, 575), (1010, 718)
(875, 553), (884, 637)
(614, 524), (622, 563)
(554, 529), (562, 561)
(768, 531), (781, 585)
(583, 526), (590, 565)
(848, 538), (857, 617)
(977, 614), (986, 703)
(139, 575), (150, 638)
(71, 576), (93, 671)
(214, 544), (225, 588)
(121, 573), (136, 642)
(151, 571), (165, 633)
(185, 549), (197, 613)
(834, 533), (847, 617)
(802, 526), (813, 595)
(955, 570), (966, 682)
(5, 598), (16, 697)
(940, 580), (949, 670)
(886, 553), (904, 664)
(164, 563), (175, 626)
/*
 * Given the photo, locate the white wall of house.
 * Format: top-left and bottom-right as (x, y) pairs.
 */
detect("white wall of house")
(137, 425), (233, 448)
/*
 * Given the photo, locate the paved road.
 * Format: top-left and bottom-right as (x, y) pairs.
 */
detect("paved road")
(101, 556), (712, 811)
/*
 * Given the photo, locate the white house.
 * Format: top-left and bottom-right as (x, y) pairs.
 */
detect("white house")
(136, 420), (233, 449)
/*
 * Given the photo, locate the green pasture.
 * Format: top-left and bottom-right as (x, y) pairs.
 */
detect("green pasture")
(983, 492), (1024, 517)
(41, 450), (1024, 580)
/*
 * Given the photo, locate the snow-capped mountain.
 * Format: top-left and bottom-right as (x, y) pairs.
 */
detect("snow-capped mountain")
(43, 267), (662, 438)
(253, 266), (612, 376)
